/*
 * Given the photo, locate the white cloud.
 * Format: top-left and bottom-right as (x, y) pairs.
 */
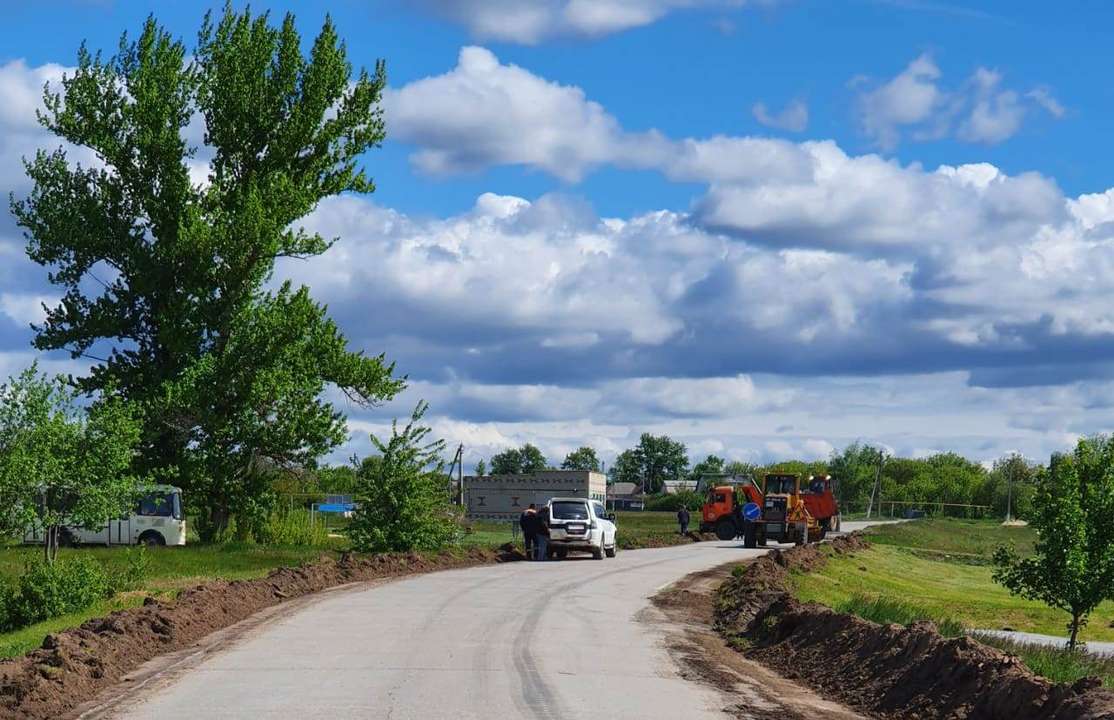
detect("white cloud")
(854, 55), (1064, 149)
(419, 0), (760, 44)
(0, 292), (57, 327)
(752, 98), (809, 132)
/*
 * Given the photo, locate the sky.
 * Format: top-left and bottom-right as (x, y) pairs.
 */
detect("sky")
(2, 0), (1114, 471)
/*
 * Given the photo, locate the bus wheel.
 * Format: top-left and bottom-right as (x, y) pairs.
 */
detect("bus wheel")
(139, 531), (166, 547)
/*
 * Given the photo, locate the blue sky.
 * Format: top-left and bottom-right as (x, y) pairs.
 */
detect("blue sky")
(3, 0), (1114, 470)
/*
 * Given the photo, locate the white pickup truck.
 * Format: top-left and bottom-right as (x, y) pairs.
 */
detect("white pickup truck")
(545, 497), (618, 560)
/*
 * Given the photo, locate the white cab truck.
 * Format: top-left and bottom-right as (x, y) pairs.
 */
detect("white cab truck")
(23, 485), (187, 547)
(545, 497), (617, 560)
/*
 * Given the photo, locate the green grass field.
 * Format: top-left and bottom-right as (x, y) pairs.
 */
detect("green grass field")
(792, 519), (1114, 642)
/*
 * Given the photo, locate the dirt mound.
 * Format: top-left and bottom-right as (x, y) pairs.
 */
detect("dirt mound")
(714, 534), (1114, 720)
(0, 545), (523, 720)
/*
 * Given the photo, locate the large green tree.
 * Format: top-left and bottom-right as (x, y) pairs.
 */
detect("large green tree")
(993, 437), (1114, 649)
(490, 443), (548, 475)
(561, 446), (600, 472)
(11, 8), (403, 538)
(613, 433), (688, 494)
(0, 365), (143, 563)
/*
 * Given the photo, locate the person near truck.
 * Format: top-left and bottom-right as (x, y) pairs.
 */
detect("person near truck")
(519, 504), (538, 556)
(534, 505), (551, 561)
(677, 506), (690, 535)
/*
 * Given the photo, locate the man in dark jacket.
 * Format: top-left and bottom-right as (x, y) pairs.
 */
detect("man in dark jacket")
(534, 505), (551, 561)
(677, 506), (691, 536)
(519, 504), (538, 556)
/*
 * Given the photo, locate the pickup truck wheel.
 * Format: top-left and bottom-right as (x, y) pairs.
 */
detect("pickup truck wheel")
(592, 544), (604, 560)
(605, 544), (616, 558)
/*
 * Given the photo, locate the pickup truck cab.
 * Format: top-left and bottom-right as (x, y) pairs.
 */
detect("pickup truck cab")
(545, 497), (617, 560)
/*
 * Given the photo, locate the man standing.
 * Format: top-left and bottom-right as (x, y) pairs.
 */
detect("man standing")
(535, 504), (551, 561)
(677, 506), (690, 536)
(519, 503), (538, 557)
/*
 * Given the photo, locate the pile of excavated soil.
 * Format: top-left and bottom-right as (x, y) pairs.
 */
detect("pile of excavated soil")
(715, 535), (1114, 720)
(0, 545), (524, 720)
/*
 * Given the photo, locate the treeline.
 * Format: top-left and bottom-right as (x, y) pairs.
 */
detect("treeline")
(469, 436), (1042, 519)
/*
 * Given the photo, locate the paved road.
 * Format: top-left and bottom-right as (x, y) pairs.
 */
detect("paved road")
(974, 629), (1114, 657)
(107, 523), (879, 720)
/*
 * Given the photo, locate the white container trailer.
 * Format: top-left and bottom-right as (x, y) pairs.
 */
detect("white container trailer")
(464, 471), (607, 520)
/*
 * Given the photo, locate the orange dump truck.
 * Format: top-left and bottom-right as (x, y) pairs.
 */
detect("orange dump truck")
(699, 472), (840, 547)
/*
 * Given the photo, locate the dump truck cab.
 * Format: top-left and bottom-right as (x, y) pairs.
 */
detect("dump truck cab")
(700, 479), (763, 541)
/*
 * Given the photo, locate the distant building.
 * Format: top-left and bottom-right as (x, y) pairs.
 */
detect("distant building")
(662, 480), (696, 495)
(606, 482), (643, 511)
(463, 471), (607, 520)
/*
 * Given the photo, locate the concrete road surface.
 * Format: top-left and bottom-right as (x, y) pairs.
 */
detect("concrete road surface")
(103, 522), (880, 720)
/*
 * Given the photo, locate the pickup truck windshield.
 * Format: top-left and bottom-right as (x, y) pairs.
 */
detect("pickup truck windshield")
(551, 501), (590, 520)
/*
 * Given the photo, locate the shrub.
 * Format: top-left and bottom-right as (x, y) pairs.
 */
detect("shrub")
(253, 508), (330, 547)
(644, 490), (703, 512)
(836, 593), (964, 637)
(108, 546), (151, 592)
(0, 556), (113, 631)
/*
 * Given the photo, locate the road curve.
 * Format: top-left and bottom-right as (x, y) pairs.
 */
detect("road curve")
(104, 523), (878, 720)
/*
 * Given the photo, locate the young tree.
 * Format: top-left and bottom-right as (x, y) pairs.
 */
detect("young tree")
(561, 446), (600, 472)
(608, 449), (642, 486)
(348, 402), (462, 553)
(11, 8), (403, 539)
(519, 443), (548, 473)
(0, 366), (143, 563)
(473, 458), (486, 477)
(993, 438), (1114, 649)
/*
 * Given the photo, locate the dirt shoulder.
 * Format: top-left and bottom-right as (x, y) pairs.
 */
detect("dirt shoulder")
(649, 560), (868, 720)
(0, 545), (525, 720)
(714, 534), (1114, 720)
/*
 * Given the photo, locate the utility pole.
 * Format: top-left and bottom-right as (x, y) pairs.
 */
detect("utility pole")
(866, 449), (884, 519)
(1006, 457), (1014, 522)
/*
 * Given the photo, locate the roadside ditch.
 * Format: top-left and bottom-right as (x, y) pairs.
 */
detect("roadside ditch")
(713, 534), (1114, 720)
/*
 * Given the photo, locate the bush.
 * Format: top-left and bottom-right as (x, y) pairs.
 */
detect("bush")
(644, 490), (703, 512)
(253, 508), (330, 547)
(836, 593), (964, 637)
(108, 546), (151, 592)
(0, 556), (114, 631)
(972, 633), (1114, 687)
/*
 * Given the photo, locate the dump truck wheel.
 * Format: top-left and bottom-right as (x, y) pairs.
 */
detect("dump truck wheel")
(715, 518), (737, 541)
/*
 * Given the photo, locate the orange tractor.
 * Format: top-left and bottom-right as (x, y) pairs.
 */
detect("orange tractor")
(699, 473), (840, 547)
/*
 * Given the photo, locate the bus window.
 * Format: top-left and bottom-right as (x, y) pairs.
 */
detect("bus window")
(138, 492), (174, 517)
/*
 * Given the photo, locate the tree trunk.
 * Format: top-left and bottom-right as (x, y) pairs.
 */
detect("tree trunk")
(1068, 612), (1081, 651)
(200, 505), (231, 543)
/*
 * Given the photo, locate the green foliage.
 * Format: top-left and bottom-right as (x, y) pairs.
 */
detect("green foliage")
(0, 557), (113, 632)
(836, 593), (964, 637)
(109, 546), (152, 592)
(690, 454), (726, 482)
(473, 458), (486, 477)
(972, 633), (1114, 688)
(609, 434), (688, 494)
(252, 508), (329, 547)
(724, 460), (758, 478)
(644, 490), (704, 512)
(11, 7), (403, 540)
(0, 365), (143, 563)
(489, 443), (548, 474)
(993, 437), (1114, 649)
(348, 402), (463, 553)
(977, 453), (1039, 520)
(561, 446), (600, 472)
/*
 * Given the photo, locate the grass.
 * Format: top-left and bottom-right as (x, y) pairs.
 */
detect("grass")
(789, 518), (1114, 686)
(792, 520), (1114, 642)
(972, 633), (1114, 687)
